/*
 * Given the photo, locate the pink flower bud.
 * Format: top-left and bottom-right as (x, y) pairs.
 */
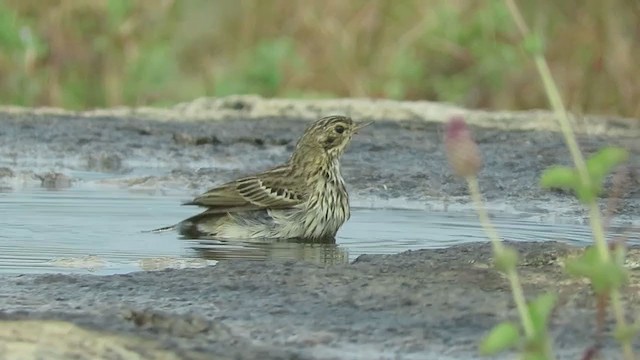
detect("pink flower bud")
(444, 116), (482, 177)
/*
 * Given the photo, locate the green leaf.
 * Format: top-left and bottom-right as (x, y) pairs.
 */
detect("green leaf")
(586, 147), (629, 186)
(541, 147), (629, 204)
(495, 246), (519, 273)
(540, 166), (578, 190)
(479, 322), (521, 355)
(527, 293), (557, 334)
(522, 294), (556, 359)
(574, 183), (597, 204)
(614, 324), (639, 343)
(592, 262), (627, 294)
(565, 247), (628, 294)
(565, 247), (600, 277)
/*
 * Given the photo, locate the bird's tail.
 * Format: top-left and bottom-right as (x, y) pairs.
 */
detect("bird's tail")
(142, 224), (178, 234)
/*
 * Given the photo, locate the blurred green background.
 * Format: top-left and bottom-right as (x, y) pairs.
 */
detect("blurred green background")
(0, 0), (638, 118)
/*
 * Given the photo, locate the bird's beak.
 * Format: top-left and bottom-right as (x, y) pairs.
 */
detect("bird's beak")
(354, 121), (373, 133)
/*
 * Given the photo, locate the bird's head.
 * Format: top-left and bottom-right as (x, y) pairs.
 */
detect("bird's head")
(293, 115), (370, 161)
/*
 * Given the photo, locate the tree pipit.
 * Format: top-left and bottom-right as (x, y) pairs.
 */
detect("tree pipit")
(151, 115), (369, 241)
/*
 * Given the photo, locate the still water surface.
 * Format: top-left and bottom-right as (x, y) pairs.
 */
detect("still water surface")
(0, 172), (636, 275)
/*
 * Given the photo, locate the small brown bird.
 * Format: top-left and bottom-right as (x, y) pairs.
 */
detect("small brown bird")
(152, 115), (369, 241)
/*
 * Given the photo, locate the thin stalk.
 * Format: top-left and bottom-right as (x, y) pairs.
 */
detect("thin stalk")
(466, 176), (535, 338)
(590, 203), (633, 359)
(534, 59), (613, 264)
(503, 0), (589, 182)
(610, 289), (634, 360)
(504, 0), (608, 259)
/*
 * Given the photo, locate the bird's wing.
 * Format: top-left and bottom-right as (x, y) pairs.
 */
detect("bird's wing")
(184, 166), (306, 213)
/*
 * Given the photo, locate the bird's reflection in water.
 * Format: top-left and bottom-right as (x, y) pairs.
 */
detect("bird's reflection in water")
(183, 236), (350, 265)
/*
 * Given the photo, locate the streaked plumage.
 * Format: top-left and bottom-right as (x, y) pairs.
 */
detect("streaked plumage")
(152, 115), (368, 241)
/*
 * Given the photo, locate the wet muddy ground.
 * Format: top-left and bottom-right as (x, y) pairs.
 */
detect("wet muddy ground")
(0, 97), (639, 359)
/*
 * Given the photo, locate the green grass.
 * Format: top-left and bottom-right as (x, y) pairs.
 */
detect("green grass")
(0, 0), (639, 119)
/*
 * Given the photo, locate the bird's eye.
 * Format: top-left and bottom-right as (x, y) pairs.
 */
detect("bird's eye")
(334, 125), (345, 134)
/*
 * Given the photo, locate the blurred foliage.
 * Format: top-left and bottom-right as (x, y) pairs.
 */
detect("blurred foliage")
(0, 0), (639, 118)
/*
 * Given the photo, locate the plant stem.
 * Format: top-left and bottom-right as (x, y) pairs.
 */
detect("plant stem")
(504, 0), (589, 183)
(466, 176), (535, 338)
(610, 289), (634, 359)
(505, 1), (634, 359)
(587, 203), (610, 262)
(590, 203), (633, 359)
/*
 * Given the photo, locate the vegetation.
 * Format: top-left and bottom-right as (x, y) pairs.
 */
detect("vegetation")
(0, 0), (639, 118)
(444, 1), (636, 358)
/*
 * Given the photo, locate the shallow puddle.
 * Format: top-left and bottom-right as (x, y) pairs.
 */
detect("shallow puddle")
(0, 172), (637, 275)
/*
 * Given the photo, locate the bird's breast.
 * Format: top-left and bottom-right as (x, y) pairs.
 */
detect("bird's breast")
(302, 166), (350, 239)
